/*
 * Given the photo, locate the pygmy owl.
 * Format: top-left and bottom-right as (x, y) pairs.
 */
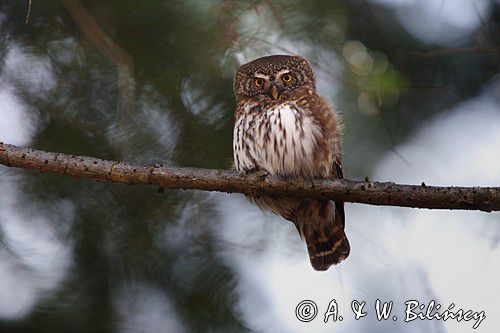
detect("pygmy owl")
(233, 55), (350, 271)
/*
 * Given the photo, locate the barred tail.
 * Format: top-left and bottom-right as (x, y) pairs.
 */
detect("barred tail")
(296, 199), (350, 271)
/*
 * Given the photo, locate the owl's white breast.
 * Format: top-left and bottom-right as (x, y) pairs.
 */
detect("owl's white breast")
(233, 102), (323, 176)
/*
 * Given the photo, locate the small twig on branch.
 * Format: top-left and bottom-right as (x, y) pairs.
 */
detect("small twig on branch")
(61, 0), (136, 158)
(0, 143), (499, 212)
(25, 0), (32, 24)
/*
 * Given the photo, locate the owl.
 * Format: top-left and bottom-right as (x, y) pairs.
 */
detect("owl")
(233, 55), (350, 271)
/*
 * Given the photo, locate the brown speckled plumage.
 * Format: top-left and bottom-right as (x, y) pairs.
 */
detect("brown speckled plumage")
(233, 55), (350, 271)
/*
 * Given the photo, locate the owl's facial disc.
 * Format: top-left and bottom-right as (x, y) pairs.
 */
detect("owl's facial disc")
(253, 73), (286, 100)
(234, 55), (316, 100)
(252, 73), (284, 100)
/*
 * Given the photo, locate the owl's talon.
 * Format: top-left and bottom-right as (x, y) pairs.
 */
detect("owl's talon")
(240, 169), (269, 180)
(252, 170), (270, 180)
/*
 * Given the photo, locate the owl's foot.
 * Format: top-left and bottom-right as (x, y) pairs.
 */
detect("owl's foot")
(250, 169), (270, 181)
(240, 169), (270, 181)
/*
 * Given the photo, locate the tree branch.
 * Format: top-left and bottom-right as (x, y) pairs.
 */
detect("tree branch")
(0, 143), (498, 212)
(415, 45), (500, 58)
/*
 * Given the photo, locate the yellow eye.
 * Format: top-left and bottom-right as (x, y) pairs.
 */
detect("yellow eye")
(255, 78), (264, 87)
(282, 74), (292, 83)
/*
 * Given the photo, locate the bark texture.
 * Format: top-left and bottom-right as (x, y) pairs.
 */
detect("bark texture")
(0, 143), (499, 212)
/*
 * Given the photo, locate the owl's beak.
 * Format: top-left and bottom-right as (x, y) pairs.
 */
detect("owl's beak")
(269, 84), (282, 100)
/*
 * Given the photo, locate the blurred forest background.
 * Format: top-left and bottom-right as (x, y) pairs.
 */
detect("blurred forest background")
(0, 1), (499, 332)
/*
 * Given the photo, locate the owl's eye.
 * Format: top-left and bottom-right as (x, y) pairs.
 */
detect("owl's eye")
(254, 78), (264, 87)
(282, 74), (293, 83)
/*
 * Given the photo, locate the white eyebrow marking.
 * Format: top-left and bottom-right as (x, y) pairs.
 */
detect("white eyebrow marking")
(254, 73), (270, 80)
(276, 69), (290, 77)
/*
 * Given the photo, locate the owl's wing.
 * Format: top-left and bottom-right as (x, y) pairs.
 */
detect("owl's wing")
(332, 156), (345, 228)
(332, 156), (343, 179)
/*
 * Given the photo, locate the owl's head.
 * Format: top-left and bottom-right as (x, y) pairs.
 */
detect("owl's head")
(234, 55), (316, 101)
